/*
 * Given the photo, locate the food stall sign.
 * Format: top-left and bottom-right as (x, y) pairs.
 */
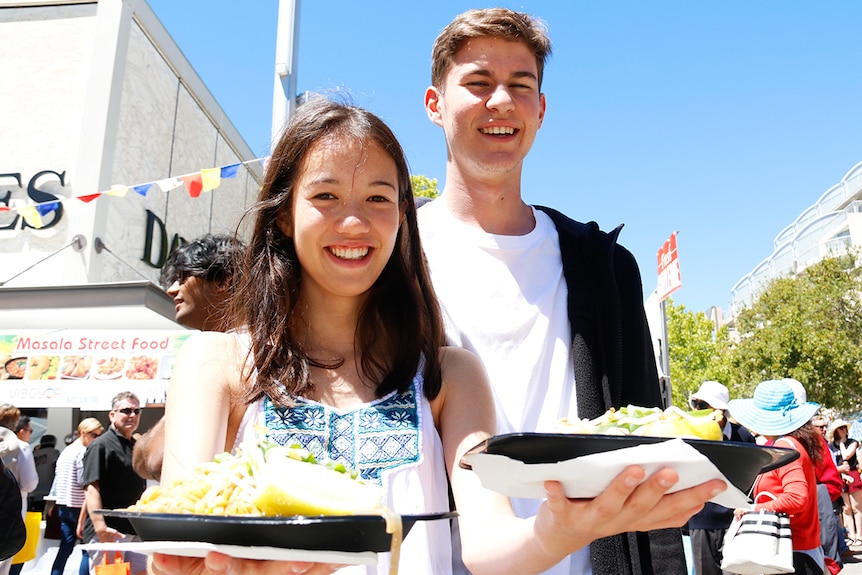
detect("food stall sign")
(0, 330), (192, 408)
(656, 231), (682, 302)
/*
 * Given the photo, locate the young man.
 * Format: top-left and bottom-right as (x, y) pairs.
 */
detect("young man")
(418, 8), (712, 574)
(133, 234), (245, 481)
(81, 392), (147, 575)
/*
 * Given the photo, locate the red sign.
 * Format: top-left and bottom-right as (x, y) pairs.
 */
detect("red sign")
(656, 232), (682, 302)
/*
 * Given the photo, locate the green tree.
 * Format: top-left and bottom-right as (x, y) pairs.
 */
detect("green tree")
(666, 298), (732, 407)
(411, 174), (440, 199)
(729, 252), (862, 410)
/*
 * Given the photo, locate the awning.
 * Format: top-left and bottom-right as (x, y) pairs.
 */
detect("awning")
(0, 281), (183, 330)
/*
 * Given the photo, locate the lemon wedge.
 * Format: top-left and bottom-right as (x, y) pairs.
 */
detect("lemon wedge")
(253, 455), (382, 516)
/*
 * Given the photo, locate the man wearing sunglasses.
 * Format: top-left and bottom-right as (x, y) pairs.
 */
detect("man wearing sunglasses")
(81, 392), (148, 575)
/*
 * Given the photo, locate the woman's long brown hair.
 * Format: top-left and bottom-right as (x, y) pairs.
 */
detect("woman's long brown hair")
(230, 97), (445, 407)
(788, 422), (823, 466)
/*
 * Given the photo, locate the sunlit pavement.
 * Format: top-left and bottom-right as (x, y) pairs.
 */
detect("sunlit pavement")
(842, 541), (862, 575)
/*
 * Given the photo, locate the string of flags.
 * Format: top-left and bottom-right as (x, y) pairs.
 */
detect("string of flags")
(1, 157), (268, 229)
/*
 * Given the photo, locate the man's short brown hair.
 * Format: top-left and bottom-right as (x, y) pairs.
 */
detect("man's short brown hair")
(431, 8), (553, 90)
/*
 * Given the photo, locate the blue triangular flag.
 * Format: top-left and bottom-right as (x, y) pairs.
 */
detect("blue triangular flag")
(220, 163), (240, 178)
(133, 183), (153, 197)
(35, 201), (59, 216)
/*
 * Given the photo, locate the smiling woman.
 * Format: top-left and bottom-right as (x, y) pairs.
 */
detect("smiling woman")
(157, 96), (452, 575)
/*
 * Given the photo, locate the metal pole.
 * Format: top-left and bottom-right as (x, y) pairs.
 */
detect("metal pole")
(271, 0), (301, 148)
(659, 298), (672, 407)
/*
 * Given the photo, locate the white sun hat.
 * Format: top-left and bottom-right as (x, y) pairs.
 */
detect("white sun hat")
(689, 380), (730, 411)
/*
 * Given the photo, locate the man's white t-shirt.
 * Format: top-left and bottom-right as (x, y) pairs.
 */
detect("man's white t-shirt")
(418, 199), (591, 575)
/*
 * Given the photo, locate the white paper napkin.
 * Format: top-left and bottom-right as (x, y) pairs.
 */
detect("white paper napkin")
(81, 541), (377, 565)
(462, 437), (752, 509)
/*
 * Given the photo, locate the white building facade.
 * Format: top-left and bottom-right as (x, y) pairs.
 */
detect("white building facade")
(1, 0), (261, 298)
(731, 160), (862, 315)
(0, 0), (263, 437)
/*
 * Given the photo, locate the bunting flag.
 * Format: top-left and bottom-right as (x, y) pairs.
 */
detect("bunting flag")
(220, 163), (240, 178)
(18, 206), (43, 228)
(107, 185), (129, 197)
(133, 183), (152, 197)
(156, 177), (182, 193)
(35, 201), (60, 216)
(200, 168), (220, 192)
(181, 174), (203, 198)
(2, 157), (265, 229)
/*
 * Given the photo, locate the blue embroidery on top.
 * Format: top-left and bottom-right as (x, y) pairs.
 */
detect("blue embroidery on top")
(263, 379), (421, 484)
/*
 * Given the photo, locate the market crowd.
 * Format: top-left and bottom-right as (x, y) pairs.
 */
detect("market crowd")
(682, 378), (862, 575)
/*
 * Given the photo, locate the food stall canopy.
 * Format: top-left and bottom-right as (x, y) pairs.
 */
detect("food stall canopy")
(0, 281), (183, 330)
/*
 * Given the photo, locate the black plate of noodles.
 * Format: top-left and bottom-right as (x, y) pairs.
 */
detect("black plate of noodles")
(460, 433), (799, 494)
(97, 510), (457, 553)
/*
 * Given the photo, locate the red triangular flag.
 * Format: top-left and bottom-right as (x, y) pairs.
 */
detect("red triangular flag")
(76, 193), (102, 203)
(181, 174), (203, 198)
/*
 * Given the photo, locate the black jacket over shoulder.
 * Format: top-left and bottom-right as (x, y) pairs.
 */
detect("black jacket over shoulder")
(537, 206), (686, 575)
(0, 458), (26, 561)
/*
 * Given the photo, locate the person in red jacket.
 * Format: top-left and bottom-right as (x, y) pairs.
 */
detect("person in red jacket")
(729, 379), (824, 575)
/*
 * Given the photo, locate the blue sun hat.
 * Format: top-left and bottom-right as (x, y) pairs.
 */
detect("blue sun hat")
(727, 379), (820, 437)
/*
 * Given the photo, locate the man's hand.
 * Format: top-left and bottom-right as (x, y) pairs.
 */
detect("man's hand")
(535, 465), (726, 557)
(133, 417), (165, 481)
(151, 552), (343, 575)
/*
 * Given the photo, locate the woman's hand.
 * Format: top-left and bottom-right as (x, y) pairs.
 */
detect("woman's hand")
(151, 552), (343, 575)
(732, 508), (747, 521)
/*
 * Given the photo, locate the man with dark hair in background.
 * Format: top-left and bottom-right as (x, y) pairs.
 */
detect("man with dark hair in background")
(160, 233), (246, 332)
(133, 234), (245, 481)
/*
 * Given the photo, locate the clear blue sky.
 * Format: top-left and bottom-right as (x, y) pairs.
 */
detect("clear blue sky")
(147, 0), (862, 315)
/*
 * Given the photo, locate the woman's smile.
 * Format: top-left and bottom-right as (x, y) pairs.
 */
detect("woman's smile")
(328, 245), (371, 261)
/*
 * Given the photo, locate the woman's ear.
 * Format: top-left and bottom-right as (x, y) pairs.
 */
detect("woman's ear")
(276, 209), (293, 238)
(400, 198), (409, 226)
